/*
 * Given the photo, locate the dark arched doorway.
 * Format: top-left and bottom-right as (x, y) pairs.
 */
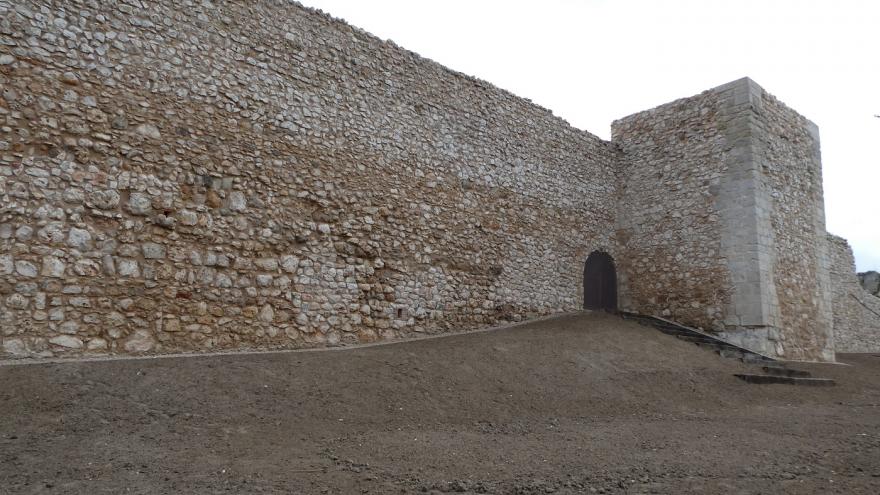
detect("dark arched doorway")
(583, 251), (617, 311)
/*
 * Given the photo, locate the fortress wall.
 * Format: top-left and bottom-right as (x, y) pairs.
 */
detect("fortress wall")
(750, 89), (834, 361)
(0, 0), (618, 358)
(827, 234), (880, 352)
(613, 79), (835, 361)
(611, 83), (738, 334)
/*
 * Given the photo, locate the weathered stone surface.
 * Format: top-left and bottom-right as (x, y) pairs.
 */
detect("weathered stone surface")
(128, 193), (152, 216)
(178, 210), (198, 226)
(226, 191), (247, 212)
(67, 228), (92, 251)
(142, 243), (166, 259)
(613, 79), (837, 361)
(280, 255), (299, 273)
(89, 190), (121, 210)
(117, 259), (140, 278)
(123, 330), (156, 353)
(58, 322), (80, 335)
(135, 124), (161, 139)
(15, 226), (33, 242)
(0, 255), (13, 275)
(860, 271), (880, 296)
(254, 258), (278, 271)
(60, 72), (79, 85)
(259, 304), (275, 323)
(7, 294), (29, 310)
(38, 223), (65, 244)
(41, 256), (66, 278)
(49, 335), (83, 349)
(2, 338), (28, 356)
(86, 338), (108, 351)
(0, 1), (870, 361)
(829, 237), (880, 352)
(14, 261), (37, 278)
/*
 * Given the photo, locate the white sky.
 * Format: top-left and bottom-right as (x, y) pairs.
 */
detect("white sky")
(301, 0), (880, 271)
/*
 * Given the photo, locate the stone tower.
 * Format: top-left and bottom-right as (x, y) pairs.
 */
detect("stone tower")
(613, 78), (834, 361)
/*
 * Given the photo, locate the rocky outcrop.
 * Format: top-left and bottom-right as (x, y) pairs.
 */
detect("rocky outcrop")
(859, 271), (880, 297)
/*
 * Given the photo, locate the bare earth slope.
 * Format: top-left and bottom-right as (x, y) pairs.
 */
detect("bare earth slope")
(1, 313), (878, 494)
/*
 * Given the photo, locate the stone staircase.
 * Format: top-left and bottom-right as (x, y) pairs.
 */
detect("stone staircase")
(620, 312), (835, 387)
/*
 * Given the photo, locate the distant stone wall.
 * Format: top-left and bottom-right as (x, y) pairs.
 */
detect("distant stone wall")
(0, 0), (618, 358)
(828, 235), (880, 352)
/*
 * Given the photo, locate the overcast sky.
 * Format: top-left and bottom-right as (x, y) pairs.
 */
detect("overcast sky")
(301, 0), (879, 271)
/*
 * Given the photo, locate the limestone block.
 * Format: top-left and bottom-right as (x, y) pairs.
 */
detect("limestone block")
(14, 261), (37, 278)
(128, 193), (152, 216)
(6, 294), (28, 310)
(178, 210), (198, 226)
(58, 321), (80, 334)
(117, 259), (140, 278)
(280, 255), (299, 273)
(2, 338), (27, 356)
(226, 191), (247, 211)
(255, 258), (278, 271)
(259, 304), (275, 323)
(123, 330), (156, 353)
(135, 124), (161, 139)
(49, 335), (83, 349)
(41, 256), (66, 278)
(0, 255), (13, 275)
(89, 189), (120, 209)
(142, 242), (166, 259)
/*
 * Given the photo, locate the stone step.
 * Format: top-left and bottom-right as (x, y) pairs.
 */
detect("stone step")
(691, 339), (740, 351)
(658, 328), (694, 337)
(717, 347), (745, 360)
(621, 312), (779, 366)
(733, 374), (835, 386)
(761, 366), (812, 378)
(742, 354), (777, 365)
(675, 334), (722, 345)
(689, 339), (775, 364)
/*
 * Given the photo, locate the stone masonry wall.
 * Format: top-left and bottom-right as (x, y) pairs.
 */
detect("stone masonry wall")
(611, 81), (741, 336)
(0, 0), (619, 358)
(0, 0), (853, 362)
(612, 79), (835, 361)
(752, 89), (834, 361)
(828, 234), (880, 352)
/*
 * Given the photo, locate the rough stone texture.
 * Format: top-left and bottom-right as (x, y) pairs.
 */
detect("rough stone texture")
(612, 84), (734, 337)
(751, 89), (834, 361)
(828, 235), (880, 352)
(859, 271), (880, 296)
(0, 0), (617, 358)
(0, 0), (868, 361)
(613, 79), (835, 361)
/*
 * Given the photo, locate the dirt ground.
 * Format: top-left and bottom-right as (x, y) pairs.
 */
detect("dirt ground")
(1, 312), (879, 494)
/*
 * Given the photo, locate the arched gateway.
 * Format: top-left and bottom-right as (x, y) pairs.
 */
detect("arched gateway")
(583, 251), (617, 311)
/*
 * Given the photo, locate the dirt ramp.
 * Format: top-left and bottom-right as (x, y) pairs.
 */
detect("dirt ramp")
(1, 313), (878, 494)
